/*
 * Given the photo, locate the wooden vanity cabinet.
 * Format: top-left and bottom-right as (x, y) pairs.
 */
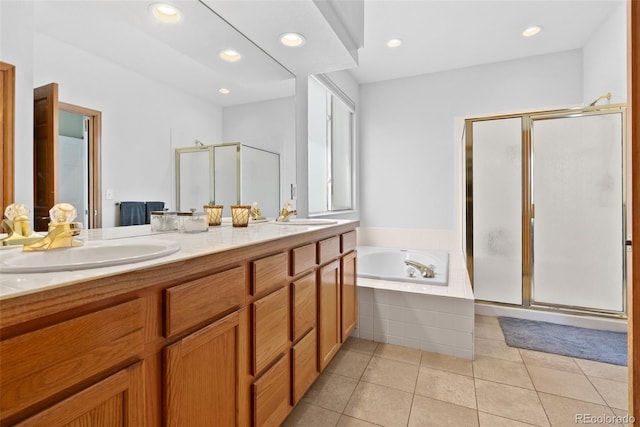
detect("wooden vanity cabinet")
(0, 223), (358, 426)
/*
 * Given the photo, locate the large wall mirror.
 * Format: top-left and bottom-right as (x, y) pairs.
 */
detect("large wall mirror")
(1, 0), (295, 228)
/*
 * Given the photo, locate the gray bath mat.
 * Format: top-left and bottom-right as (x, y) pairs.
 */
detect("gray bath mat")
(498, 316), (627, 366)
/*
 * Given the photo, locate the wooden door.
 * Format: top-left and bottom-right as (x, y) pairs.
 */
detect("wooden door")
(317, 260), (341, 371)
(16, 361), (145, 426)
(340, 251), (358, 342)
(33, 83), (59, 231)
(164, 309), (243, 427)
(1, 62), (15, 215)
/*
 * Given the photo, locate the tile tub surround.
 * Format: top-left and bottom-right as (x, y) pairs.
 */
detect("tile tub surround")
(354, 252), (474, 359)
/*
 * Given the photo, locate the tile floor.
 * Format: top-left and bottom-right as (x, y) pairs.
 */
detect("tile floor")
(282, 315), (630, 427)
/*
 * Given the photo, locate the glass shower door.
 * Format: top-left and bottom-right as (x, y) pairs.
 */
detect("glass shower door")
(531, 112), (624, 312)
(471, 118), (523, 305)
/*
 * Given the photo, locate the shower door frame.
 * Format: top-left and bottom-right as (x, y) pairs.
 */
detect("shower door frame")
(465, 103), (628, 318)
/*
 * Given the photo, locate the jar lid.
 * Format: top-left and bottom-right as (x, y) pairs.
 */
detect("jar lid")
(151, 211), (176, 215)
(178, 211), (206, 217)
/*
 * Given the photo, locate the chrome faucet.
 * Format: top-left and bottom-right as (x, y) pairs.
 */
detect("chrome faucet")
(404, 260), (436, 278)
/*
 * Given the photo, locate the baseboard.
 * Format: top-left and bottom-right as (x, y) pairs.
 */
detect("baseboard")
(475, 302), (628, 333)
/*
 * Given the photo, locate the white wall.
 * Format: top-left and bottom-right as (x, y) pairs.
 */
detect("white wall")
(583, 2), (627, 105)
(1, 1), (35, 213)
(222, 96), (296, 210)
(32, 34), (223, 227)
(359, 50), (584, 249)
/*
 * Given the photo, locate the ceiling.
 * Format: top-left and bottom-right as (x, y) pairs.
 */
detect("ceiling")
(213, 0), (624, 85)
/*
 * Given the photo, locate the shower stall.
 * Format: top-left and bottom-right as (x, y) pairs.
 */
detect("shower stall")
(465, 104), (627, 317)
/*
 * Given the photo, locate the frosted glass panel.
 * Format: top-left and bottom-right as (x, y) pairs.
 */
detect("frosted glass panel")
(178, 149), (212, 211)
(532, 113), (623, 311)
(214, 145), (239, 212)
(472, 118), (522, 304)
(241, 146), (280, 218)
(331, 97), (353, 210)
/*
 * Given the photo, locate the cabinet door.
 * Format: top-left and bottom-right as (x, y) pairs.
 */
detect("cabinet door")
(253, 286), (290, 375)
(165, 309), (243, 427)
(317, 260), (341, 371)
(341, 251), (358, 342)
(16, 361), (144, 426)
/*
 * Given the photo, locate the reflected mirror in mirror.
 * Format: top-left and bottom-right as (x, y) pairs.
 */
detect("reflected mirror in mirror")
(3, 0), (295, 228)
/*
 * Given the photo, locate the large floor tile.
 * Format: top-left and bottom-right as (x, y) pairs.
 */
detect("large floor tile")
(343, 382), (413, 427)
(574, 358), (628, 383)
(415, 366), (477, 409)
(475, 379), (550, 426)
(342, 337), (379, 355)
(520, 349), (582, 374)
(611, 408), (635, 427)
(336, 415), (382, 427)
(301, 371), (359, 413)
(361, 356), (419, 393)
(325, 349), (372, 380)
(475, 315), (499, 326)
(473, 355), (534, 389)
(408, 395), (479, 427)
(538, 392), (618, 427)
(282, 402), (341, 427)
(590, 376), (629, 410)
(374, 343), (422, 365)
(475, 322), (505, 341)
(475, 337), (522, 362)
(527, 365), (606, 405)
(421, 351), (473, 377)
(478, 412), (539, 427)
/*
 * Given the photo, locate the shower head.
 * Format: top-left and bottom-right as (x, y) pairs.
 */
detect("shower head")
(589, 92), (611, 107)
(195, 139), (204, 146)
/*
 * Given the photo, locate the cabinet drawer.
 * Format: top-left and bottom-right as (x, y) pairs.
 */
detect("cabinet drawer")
(165, 266), (245, 338)
(253, 353), (290, 427)
(290, 243), (316, 276)
(252, 252), (287, 296)
(291, 272), (316, 342)
(253, 287), (289, 375)
(0, 299), (144, 422)
(317, 236), (340, 265)
(341, 231), (357, 254)
(292, 329), (318, 405)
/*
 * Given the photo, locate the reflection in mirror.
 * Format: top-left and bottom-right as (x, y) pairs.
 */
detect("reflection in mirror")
(175, 146), (214, 212)
(3, 0), (295, 228)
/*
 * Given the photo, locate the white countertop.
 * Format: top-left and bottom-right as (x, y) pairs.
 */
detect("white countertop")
(0, 220), (357, 300)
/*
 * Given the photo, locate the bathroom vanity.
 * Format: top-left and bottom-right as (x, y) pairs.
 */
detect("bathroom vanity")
(0, 220), (359, 426)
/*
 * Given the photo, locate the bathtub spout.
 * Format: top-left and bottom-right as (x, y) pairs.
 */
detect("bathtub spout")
(404, 260), (435, 278)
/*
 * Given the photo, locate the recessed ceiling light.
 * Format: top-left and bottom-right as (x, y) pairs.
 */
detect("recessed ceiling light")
(386, 38), (403, 48)
(149, 3), (181, 23)
(522, 25), (543, 37)
(218, 88), (230, 94)
(219, 49), (242, 62)
(280, 33), (306, 47)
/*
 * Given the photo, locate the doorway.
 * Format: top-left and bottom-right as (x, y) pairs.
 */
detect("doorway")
(33, 83), (101, 230)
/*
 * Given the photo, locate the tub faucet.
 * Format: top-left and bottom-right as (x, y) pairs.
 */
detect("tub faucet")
(404, 260), (436, 278)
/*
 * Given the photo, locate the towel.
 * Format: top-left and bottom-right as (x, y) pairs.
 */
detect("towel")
(145, 201), (165, 224)
(119, 201), (145, 226)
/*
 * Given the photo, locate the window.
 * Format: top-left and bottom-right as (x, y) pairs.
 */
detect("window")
(308, 75), (355, 214)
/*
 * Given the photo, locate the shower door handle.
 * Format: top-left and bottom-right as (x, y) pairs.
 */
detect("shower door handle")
(626, 240), (632, 247)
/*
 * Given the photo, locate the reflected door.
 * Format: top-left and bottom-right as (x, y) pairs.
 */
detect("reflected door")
(531, 112), (624, 312)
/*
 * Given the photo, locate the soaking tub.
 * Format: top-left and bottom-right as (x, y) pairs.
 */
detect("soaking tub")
(357, 246), (449, 286)
(355, 246), (474, 359)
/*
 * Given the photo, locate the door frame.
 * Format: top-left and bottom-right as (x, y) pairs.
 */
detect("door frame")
(59, 102), (102, 229)
(1, 62), (15, 214)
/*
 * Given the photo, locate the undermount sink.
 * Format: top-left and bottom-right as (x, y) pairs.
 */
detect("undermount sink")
(271, 218), (338, 226)
(0, 239), (180, 273)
